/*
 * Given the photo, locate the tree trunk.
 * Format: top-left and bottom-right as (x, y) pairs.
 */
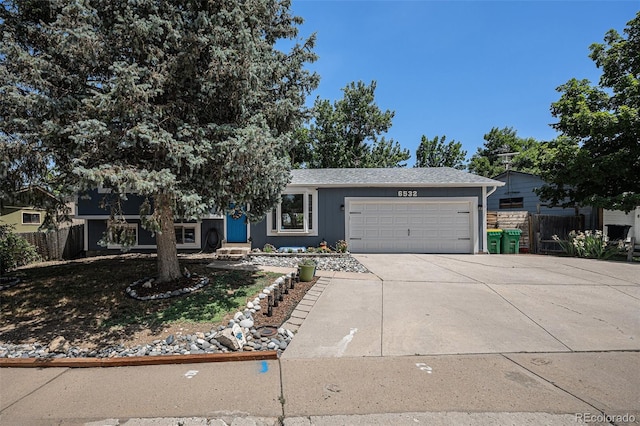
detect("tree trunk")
(155, 192), (181, 283)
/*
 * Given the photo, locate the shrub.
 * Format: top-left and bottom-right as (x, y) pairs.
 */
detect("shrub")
(0, 224), (41, 274)
(335, 240), (348, 253)
(552, 230), (624, 259)
(299, 258), (316, 267)
(263, 243), (276, 253)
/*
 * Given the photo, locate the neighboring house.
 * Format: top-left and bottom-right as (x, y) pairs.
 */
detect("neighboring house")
(78, 168), (504, 255)
(603, 207), (640, 242)
(487, 171), (594, 228)
(0, 186), (57, 233)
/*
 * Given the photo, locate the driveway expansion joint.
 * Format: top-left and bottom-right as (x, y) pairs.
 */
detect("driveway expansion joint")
(484, 283), (574, 352)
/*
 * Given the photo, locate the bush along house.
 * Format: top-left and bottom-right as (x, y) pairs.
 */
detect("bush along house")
(77, 168), (504, 256)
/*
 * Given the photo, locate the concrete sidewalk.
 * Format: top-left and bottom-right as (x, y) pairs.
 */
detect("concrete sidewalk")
(2, 352), (638, 424)
(1, 254), (638, 425)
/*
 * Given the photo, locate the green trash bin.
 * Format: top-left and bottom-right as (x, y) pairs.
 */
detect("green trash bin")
(487, 229), (503, 254)
(501, 229), (522, 254)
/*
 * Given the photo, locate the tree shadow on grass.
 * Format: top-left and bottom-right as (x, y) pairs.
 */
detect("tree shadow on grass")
(0, 255), (275, 349)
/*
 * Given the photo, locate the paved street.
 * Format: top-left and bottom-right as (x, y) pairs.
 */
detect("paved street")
(1, 254), (639, 425)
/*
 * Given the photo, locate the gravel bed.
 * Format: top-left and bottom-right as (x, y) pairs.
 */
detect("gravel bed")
(246, 254), (369, 273)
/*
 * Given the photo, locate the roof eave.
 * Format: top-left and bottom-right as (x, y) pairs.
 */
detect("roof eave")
(287, 182), (505, 188)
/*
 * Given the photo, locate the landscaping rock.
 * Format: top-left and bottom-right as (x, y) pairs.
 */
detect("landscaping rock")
(215, 324), (246, 351)
(239, 319), (254, 329)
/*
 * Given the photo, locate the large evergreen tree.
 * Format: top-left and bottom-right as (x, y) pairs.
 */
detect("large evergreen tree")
(0, 0), (318, 282)
(301, 80), (410, 168)
(538, 12), (640, 212)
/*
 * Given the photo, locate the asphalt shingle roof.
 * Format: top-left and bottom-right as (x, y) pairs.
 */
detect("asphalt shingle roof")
(289, 168), (504, 187)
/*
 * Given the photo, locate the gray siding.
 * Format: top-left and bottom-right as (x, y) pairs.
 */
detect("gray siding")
(250, 186), (484, 250)
(488, 173), (594, 226)
(77, 189), (150, 216)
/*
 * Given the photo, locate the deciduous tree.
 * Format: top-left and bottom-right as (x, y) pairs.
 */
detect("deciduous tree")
(303, 81), (410, 168)
(467, 127), (542, 177)
(414, 135), (467, 169)
(538, 12), (640, 212)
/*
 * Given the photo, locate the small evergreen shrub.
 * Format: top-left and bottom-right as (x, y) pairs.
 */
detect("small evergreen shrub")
(263, 243), (276, 253)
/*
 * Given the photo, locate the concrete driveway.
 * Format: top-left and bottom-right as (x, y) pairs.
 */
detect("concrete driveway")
(283, 254), (640, 358)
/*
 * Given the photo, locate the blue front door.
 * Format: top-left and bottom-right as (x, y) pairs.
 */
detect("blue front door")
(226, 207), (247, 243)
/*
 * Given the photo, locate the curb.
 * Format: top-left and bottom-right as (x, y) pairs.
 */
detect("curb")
(0, 350), (278, 368)
(282, 277), (331, 332)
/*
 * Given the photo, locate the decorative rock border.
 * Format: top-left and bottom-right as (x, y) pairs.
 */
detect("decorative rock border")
(0, 276), (21, 291)
(126, 276), (210, 301)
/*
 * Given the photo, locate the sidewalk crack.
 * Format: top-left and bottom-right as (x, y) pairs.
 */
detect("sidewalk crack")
(277, 357), (285, 425)
(501, 354), (608, 421)
(0, 368), (70, 414)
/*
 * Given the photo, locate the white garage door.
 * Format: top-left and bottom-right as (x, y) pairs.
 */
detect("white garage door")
(347, 199), (474, 253)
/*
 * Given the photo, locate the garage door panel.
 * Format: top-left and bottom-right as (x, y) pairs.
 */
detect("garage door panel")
(364, 216), (381, 226)
(348, 199), (474, 254)
(390, 212), (407, 222)
(379, 217), (393, 225)
(351, 230), (364, 239)
(409, 217), (424, 225)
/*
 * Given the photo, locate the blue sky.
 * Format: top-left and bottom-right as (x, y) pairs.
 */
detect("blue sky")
(289, 0), (639, 164)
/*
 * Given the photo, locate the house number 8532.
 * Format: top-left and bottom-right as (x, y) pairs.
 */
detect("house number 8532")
(398, 190), (418, 197)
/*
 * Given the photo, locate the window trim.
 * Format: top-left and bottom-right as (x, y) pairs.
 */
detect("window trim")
(174, 224), (200, 248)
(97, 184), (135, 194)
(21, 211), (41, 225)
(267, 188), (318, 236)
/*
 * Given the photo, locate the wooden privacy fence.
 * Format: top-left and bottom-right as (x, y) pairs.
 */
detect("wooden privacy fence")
(19, 224), (84, 260)
(487, 211), (530, 252)
(529, 214), (585, 255)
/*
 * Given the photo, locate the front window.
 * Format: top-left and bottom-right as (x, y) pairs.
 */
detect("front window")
(175, 225), (197, 245)
(22, 212), (41, 225)
(106, 223), (138, 248)
(267, 189), (318, 236)
(281, 194), (304, 231)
